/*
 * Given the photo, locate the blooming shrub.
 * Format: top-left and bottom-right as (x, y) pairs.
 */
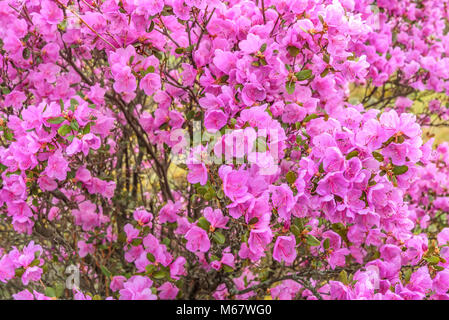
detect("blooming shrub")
(1, 0), (449, 300)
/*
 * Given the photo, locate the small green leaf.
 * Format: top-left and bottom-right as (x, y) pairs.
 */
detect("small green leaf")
(248, 217), (259, 225)
(286, 171), (297, 184)
(212, 231), (225, 245)
(45, 287), (56, 298)
(47, 117), (66, 124)
(260, 43), (267, 53)
(291, 225), (301, 237)
(425, 256), (440, 265)
(285, 81), (295, 94)
(295, 69), (312, 81)
(197, 217), (210, 232)
(372, 151), (384, 162)
(392, 165), (408, 175)
(58, 124), (72, 136)
(303, 113), (318, 123)
(71, 119), (80, 131)
(339, 270), (349, 285)
(306, 235), (321, 246)
(323, 238), (330, 250)
(223, 265), (234, 273)
(346, 150), (359, 160)
(100, 266), (112, 278)
(153, 270), (167, 280)
(147, 253), (156, 263)
(287, 46), (300, 57)
(131, 238), (142, 246)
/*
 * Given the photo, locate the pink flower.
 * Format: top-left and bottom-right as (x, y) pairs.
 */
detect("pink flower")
(113, 66), (136, 94)
(44, 151), (69, 181)
(78, 240), (95, 258)
(316, 172), (350, 198)
(110, 276), (127, 292)
(270, 184), (295, 222)
(185, 226), (210, 253)
(203, 207), (229, 230)
(133, 208), (153, 226)
(159, 201), (181, 223)
(204, 110), (227, 133)
(119, 276), (156, 300)
(433, 270), (449, 294)
(187, 164), (208, 186)
(273, 235), (297, 265)
(22, 266), (43, 285)
(158, 282), (179, 300)
(140, 73), (161, 96)
(241, 83), (266, 106)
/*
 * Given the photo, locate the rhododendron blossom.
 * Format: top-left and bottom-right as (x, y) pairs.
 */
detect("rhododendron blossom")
(1, 0), (449, 302)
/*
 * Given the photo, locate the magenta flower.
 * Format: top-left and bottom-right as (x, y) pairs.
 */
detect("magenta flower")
(241, 83), (266, 106)
(158, 282), (179, 300)
(316, 172), (350, 198)
(204, 109), (227, 133)
(140, 73), (161, 96)
(113, 66), (137, 94)
(21, 266), (43, 286)
(119, 276), (156, 300)
(203, 207), (229, 230)
(133, 208), (153, 226)
(273, 235), (297, 265)
(187, 163), (208, 186)
(44, 151), (69, 181)
(185, 226), (210, 253)
(270, 184), (295, 222)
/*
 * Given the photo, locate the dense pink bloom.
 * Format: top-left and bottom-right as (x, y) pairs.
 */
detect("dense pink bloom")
(273, 235), (297, 265)
(185, 226), (210, 253)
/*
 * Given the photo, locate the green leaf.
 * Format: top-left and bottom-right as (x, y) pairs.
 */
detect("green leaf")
(248, 217), (259, 225)
(70, 98), (79, 110)
(146, 264), (156, 274)
(287, 46), (300, 57)
(339, 270), (349, 285)
(22, 47), (30, 60)
(260, 43), (267, 53)
(212, 231), (225, 245)
(175, 47), (184, 54)
(303, 113), (318, 123)
(372, 151), (384, 162)
(253, 137), (267, 152)
(55, 283), (65, 298)
(153, 270), (167, 280)
(58, 124), (72, 136)
(425, 256), (440, 265)
(70, 119), (80, 131)
(285, 81), (295, 94)
(306, 235), (321, 246)
(148, 21), (155, 32)
(83, 122), (92, 134)
(291, 225), (301, 237)
(295, 69), (312, 81)
(131, 238), (142, 246)
(346, 150), (359, 160)
(45, 287), (56, 298)
(197, 217), (210, 232)
(323, 238), (330, 250)
(47, 117), (66, 125)
(286, 171), (297, 184)
(223, 265), (234, 273)
(100, 266), (112, 278)
(147, 252), (156, 263)
(392, 165), (408, 175)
